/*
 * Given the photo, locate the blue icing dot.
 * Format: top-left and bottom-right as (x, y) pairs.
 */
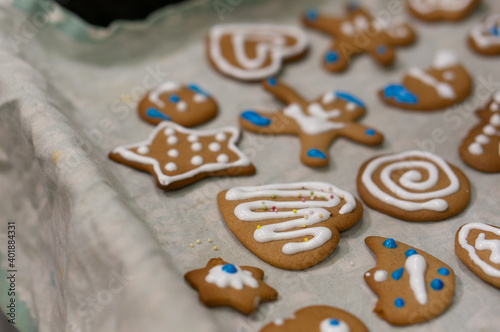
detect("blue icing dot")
(222, 264), (237, 274)
(169, 94), (180, 103)
(438, 267), (450, 276)
(307, 149), (327, 159)
(395, 298), (405, 308)
(146, 108), (171, 120)
(267, 77), (277, 86)
(383, 238), (397, 249)
(366, 129), (375, 136)
(490, 26), (499, 37)
(377, 45), (387, 55)
(241, 110), (271, 126)
(335, 91), (365, 108)
(383, 84), (418, 105)
(329, 319), (339, 326)
(405, 249), (417, 257)
(306, 9), (319, 21)
(392, 267), (404, 280)
(326, 51), (339, 63)
(187, 83), (210, 96)
(431, 279), (444, 291)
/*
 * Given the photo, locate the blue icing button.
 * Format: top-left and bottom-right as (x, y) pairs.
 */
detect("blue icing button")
(329, 319), (339, 326)
(490, 26), (499, 37)
(377, 45), (387, 55)
(366, 129), (376, 136)
(307, 149), (327, 159)
(392, 267), (404, 280)
(405, 249), (417, 257)
(187, 83), (210, 96)
(325, 51), (339, 63)
(438, 267), (450, 276)
(335, 91), (365, 108)
(146, 108), (171, 120)
(383, 84), (418, 104)
(383, 238), (397, 249)
(241, 110), (271, 126)
(431, 279), (444, 291)
(306, 9), (319, 21)
(222, 264), (237, 274)
(267, 77), (277, 86)
(169, 94), (180, 103)
(394, 298), (405, 308)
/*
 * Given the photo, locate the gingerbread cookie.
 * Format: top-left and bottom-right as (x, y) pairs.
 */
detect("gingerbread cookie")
(217, 182), (363, 270)
(137, 81), (217, 127)
(364, 236), (455, 326)
(408, 0), (480, 22)
(456, 223), (500, 289)
(357, 150), (471, 222)
(240, 78), (384, 167)
(206, 24), (309, 81)
(303, 4), (416, 72)
(459, 92), (500, 172)
(109, 122), (255, 190)
(469, 14), (500, 55)
(260, 305), (368, 332)
(379, 50), (472, 111)
(184, 258), (278, 315)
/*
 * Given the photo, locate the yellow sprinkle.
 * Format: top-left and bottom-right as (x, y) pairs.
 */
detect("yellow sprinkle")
(189, 243), (194, 247)
(304, 215), (309, 220)
(297, 193), (302, 198)
(51, 150), (62, 165)
(60, 269), (65, 277)
(321, 195), (325, 199)
(208, 239), (212, 243)
(302, 224), (306, 228)
(293, 209), (297, 213)
(257, 225), (261, 229)
(196, 239), (201, 244)
(304, 238), (309, 242)
(213, 246), (218, 250)
(319, 214), (323, 218)
(312, 194), (317, 198)
(340, 194), (345, 199)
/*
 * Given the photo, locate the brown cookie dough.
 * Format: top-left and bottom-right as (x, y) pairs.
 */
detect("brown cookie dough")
(364, 236), (456, 326)
(455, 223), (500, 289)
(408, 0), (480, 22)
(469, 14), (500, 56)
(217, 182), (363, 270)
(184, 258), (278, 315)
(109, 122), (255, 190)
(260, 305), (368, 332)
(357, 150), (471, 222)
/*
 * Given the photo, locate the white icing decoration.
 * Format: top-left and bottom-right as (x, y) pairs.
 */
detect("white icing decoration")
(407, 68), (456, 100)
(319, 318), (350, 332)
(341, 21), (355, 36)
(483, 125), (496, 135)
(475, 233), (500, 264)
(468, 110), (500, 155)
(443, 71), (455, 81)
(374, 270), (388, 282)
(405, 254), (428, 305)
(283, 103), (345, 135)
(360, 150), (460, 212)
(470, 14), (500, 50)
(346, 103), (356, 111)
(167, 149), (179, 158)
(188, 134), (199, 142)
(492, 103), (499, 112)
(216, 133), (226, 141)
(191, 155), (204, 165)
(137, 146), (149, 154)
(225, 182), (356, 255)
(111, 122), (251, 187)
(209, 142), (221, 152)
(409, 0), (473, 14)
(165, 162), (177, 172)
(468, 142), (483, 155)
(176, 101), (187, 112)
(476, 134), (490, 145)
(217, 154), (229, 163)
(193, 93), (208, 103)
(322, 91), (336, 104)
(191, 142), (202, 152)
(491, 114), (500, 126)
(205, 264), (258, 290)
(148, 81), (181, 107)
(308, 103), (341, 118)
(167, 136), (178, 145)
(164, 127), (175, 136)
(274, 318), (284, 326)
(208, 24), (309, 80)
(458, 223), (500, 277)
(433, 50), (458, 70)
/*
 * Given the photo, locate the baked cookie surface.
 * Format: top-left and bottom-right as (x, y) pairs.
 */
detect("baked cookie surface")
(469, 14), (500, 55)
(408, 0), (480, 22)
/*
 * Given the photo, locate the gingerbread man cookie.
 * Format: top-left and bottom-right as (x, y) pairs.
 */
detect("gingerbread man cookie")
(206, 24), (309, 81)
(260, 305), (368, 332)
(379, 50), (472, 111)
(240, 78), (384, 167)
(184, 258), (278, 315)
(364, 236), (456, 326)
(357, 150), (471, 222)
(217, 182), (363, 270)
(137, 81), (217, 127)
(303, 4), (416, 72)
(456, 223), (500, 289)
(469, 14), (500, 56)
(109, 122), (255, 190)
(408, 0), (480, 22)
(459, 92), (500, 172)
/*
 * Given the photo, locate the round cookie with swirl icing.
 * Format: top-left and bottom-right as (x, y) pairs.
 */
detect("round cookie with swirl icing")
(379, 50), (472, 111)
(260, 305), (368, 332)
(137, 81), (217, 127)
(357, 150), (471, 221)
(217, 182), (363, 270)
(364, 236), (455, 326)
(469, 14), (500, 56)
(408, 0), (480, 22)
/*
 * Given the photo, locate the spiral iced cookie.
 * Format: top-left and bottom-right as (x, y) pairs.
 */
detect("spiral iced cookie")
(303, 4), (416, 72)
(456, 223), (500, 289)
(379, 50), (472, 111)
(184, 258), (278, 315)
(408, 0), (480, 22)
(364, 236), (455, 326)
(109, 122), (255, 190)
(206, 24), (309, 81)
(468, 14), (500, 56)
(459, 92), (500, 172)
(357, 150), (471, 221)
(217, 182), (363, 270)
(260, 305), (368, 332)
(137, 81), (217, 127)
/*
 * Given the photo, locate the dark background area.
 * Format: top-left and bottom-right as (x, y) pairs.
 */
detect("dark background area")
(0, 310), (18, 332)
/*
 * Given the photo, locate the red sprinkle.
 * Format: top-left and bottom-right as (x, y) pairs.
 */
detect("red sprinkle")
(330, 195), (334, 199)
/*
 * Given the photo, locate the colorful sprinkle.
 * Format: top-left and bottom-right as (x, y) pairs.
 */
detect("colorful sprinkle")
(383, 238), (397, 249)
(208, 239), (212, 243)
(257, 225), (261, 229)
(304, 215), (309, 220)
(392, 267), (404, 280)
(213, 246), (218, 250)
(298, 193), (302, 198)
(394, 298), (405, 308)
(310, 191), (314, 195)
(302, 224), (306, 228)
(366, 129), (376, 136)
(263, 206), (268, 210)
(405, 249), (417, 257)
(304, 238), (309, 242)
(301, 198), (306, 202)
(196, 239), (201, 244)
(438, 268), (450, 276)
(271, 194), (276, 199)
(326, 51), (339, 63)
(431, 279), (444, 291)
(330, 195), (334, 199)
(293, 209), (297, 213)
(222, 264), (237, 274)
(169, 94), (180, 103)
(189, 243), (194, 248)
(319, 214), (323, 218)
(309, 210), (314, 215)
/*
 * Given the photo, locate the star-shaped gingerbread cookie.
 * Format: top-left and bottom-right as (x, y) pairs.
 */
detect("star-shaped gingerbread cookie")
(184, 258), (278, 315)
(240, 78), (384, 167)
(109, 122), (256, 190)
(303, 3), (416, 72)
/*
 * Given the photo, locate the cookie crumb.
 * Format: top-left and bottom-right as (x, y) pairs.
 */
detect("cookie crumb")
(213, 246), (218, 250)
